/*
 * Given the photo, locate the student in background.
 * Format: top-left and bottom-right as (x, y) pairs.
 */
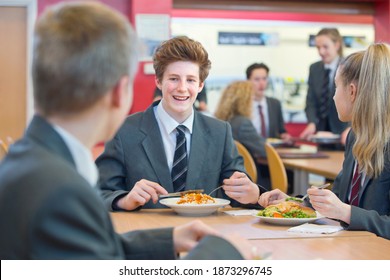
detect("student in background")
(259, 43), (390, 240)
(0, 2), (253, 259)
(96, 36), (262, 212)
(300, 28), (350, 145)
(214, 81), (267, 159)
(214, 81), (271, 189)
(246, 62), (292, 142)
(246, 63), (293, 191)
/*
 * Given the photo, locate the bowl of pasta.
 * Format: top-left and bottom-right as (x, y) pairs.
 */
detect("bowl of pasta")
(160, 193), (230, 216)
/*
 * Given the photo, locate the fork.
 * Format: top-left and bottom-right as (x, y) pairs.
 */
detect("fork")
(208, 185), (223, 196)
(159, 189), (204, 199)
(287, 183), (331, 203)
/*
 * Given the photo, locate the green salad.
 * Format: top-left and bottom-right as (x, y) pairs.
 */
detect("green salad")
(257, 202), (316, 218)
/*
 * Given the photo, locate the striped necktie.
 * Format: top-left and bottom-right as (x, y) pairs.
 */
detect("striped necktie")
(171, 125), (188, 192)
(349, 163), (362, 206)
(258, 105), (267, 137)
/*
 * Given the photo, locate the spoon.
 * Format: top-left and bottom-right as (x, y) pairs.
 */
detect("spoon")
(286, 183), (331, 203)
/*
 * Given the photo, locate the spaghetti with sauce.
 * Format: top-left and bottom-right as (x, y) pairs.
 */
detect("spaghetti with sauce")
(176, 193), (216, 204)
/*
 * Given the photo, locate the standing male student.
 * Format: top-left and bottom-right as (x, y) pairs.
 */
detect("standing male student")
(0, 2), (253, 259)
(246, 62), (291, 141)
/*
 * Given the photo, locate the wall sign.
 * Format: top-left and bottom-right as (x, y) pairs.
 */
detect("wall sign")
(136, 14), (170, 60)
(218, 32), (279, 46)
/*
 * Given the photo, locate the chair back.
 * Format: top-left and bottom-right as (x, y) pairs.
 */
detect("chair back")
(264, 142), (288, 193)
(234, 140), (257, 183)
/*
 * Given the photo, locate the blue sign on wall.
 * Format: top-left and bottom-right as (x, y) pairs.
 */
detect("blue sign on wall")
(218, 32), (279, 46)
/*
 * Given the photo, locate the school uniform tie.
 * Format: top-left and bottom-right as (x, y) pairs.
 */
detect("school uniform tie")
(258, 105), (267, 137)
(319, 68), (331, 119)
(349, 163), (362, 206)
(171, 125), (188, 192)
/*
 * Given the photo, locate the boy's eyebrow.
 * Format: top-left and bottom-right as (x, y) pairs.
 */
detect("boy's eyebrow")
(166, 73), (199, 79)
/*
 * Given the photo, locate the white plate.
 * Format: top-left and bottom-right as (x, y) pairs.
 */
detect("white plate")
(253, 211), (324, 226)
(160, 197), (230, 216)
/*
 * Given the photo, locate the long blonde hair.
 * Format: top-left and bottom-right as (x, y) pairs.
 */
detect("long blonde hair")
(214, 81), (253, 121)
(340, 43), (390, 178)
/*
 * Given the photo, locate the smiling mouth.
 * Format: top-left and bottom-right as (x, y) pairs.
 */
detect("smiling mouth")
(173, 96), (190, 101)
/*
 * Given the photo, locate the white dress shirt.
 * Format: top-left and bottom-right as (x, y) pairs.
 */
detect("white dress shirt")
(53, 125), (99, 187)
(325, 56), (340, 87)
(154, 102), (194, 172)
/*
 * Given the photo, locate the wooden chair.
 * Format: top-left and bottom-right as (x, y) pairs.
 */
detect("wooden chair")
(0, 139), (9, 161)
(234, 140), (257, 183)
(264, 142), (288, 193)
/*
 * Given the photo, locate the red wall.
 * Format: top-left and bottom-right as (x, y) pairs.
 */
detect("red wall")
(172, 9), (373, 24)
(128, 0), (172, 113)
(374, 0), (390, 43)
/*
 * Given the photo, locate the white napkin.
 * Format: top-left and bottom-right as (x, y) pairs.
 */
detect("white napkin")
(288, 223), (343, 234)
(224, 209), (259, 216)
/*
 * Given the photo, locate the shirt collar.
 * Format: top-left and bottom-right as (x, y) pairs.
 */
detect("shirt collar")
(253, 98), (267, 107)
(52, 124), (99, 187)
(156, 102), (194, 135)
(325, 56), (340, 72)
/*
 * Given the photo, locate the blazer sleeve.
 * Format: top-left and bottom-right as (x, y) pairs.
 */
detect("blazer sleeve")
(183, 235), (243, 260)
(219, 121), (247, 181)
(221, 121), (263, 209)
(347, 206), (390, 239)
(120, 228), (177, 260)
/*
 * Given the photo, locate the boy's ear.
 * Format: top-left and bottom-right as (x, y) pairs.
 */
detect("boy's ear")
(112, 76), (130, 107)
(198, 81), (204, 93)
(155, 78), (162, 90)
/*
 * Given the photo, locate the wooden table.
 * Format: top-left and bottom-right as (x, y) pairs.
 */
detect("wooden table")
(250, 236), (390, 260)
(110, 208), (389, 259)
(111, 208), (372, 239)
(259, 150), (344, 195)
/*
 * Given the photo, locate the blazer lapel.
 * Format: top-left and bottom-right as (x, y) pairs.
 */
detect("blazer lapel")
(139, 106), (174, 192)
(186, 112), (209, 188)
(342, 161), (354, 202)
(338, 148), (355, 202)
(265, 97), (274, 137)
(360, 173), (371, 203)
